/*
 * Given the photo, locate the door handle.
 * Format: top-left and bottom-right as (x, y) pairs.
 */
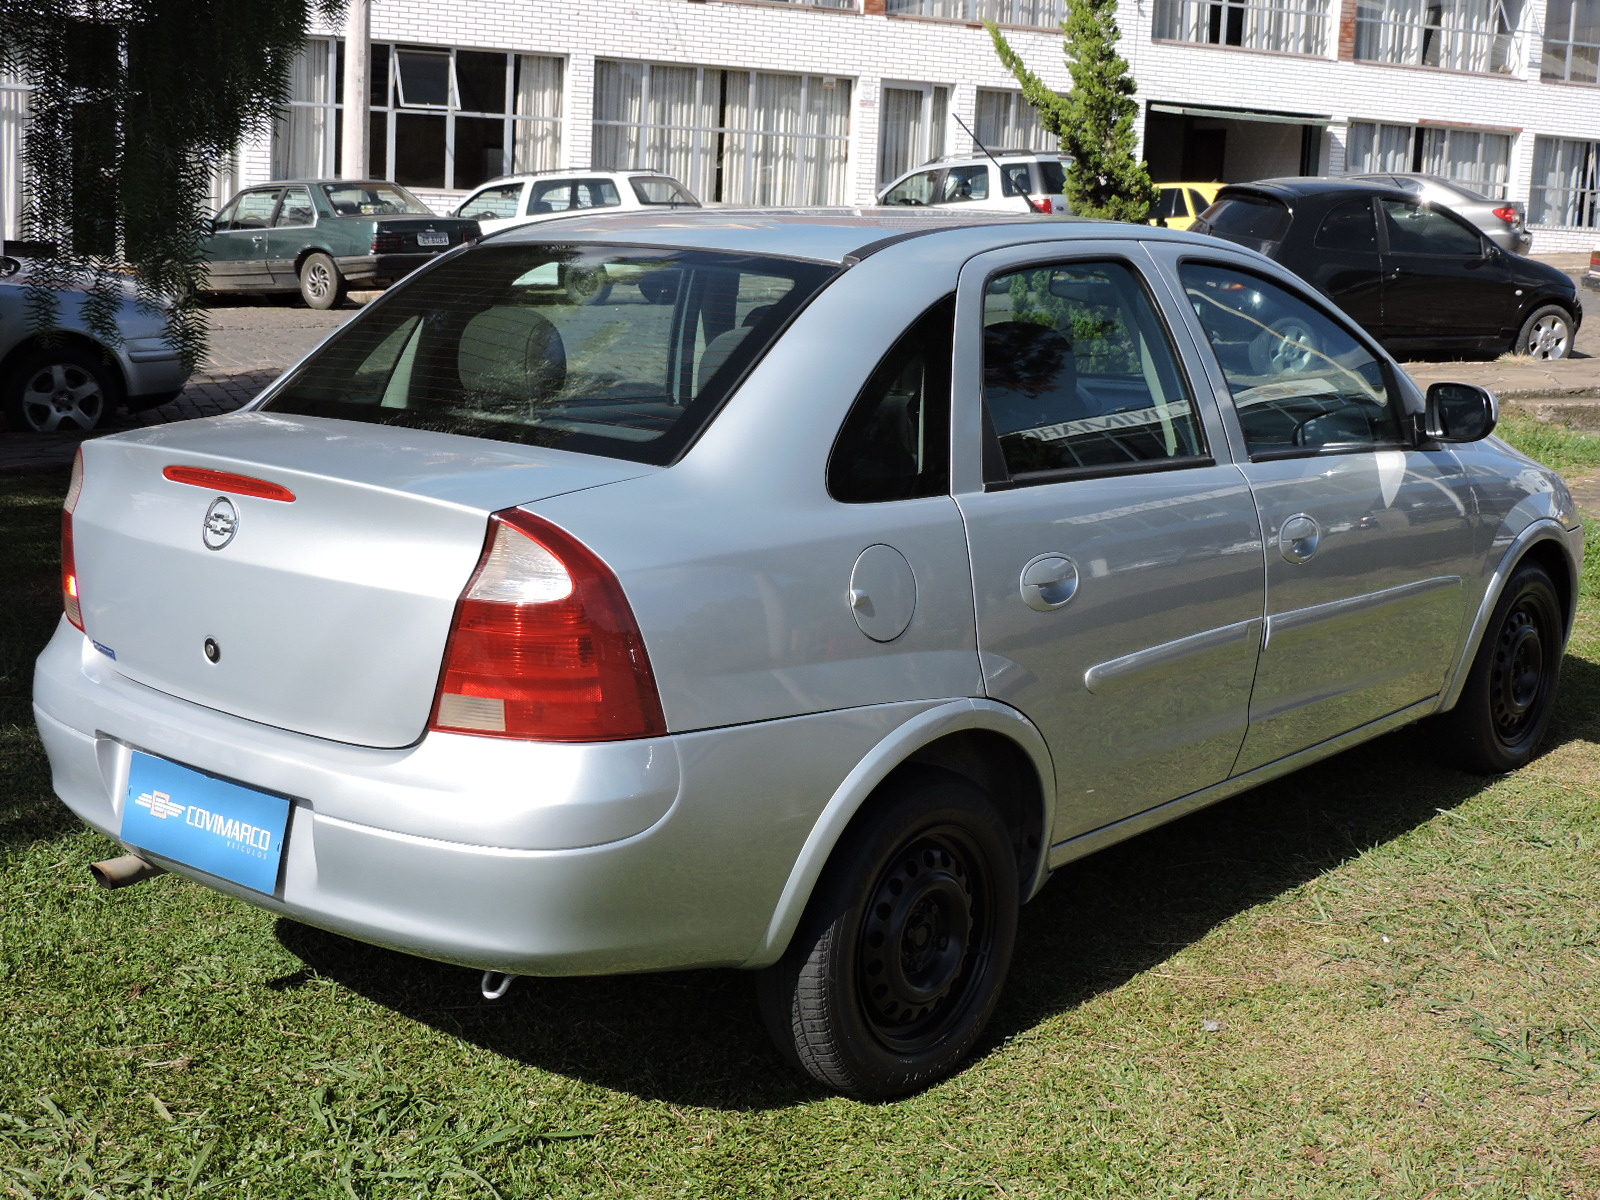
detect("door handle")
(1020, 553), (1079, 612)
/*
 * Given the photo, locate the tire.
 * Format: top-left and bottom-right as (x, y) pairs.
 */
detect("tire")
(298, 252), (347, 310)
(1248, 316), (1321, 375)
(756, 768), (1019, 1100)
(1514, 305), (1574, 361)
(560, 265), (612, 305)
(1432, 562), (1564, 774)
(2, 345), (119, 433)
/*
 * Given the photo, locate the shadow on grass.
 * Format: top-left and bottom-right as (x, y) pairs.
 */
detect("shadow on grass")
(273, 654), (1600, 1111)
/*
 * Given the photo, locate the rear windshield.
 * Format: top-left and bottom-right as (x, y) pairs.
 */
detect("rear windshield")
(260, 244), (837, 465)
(1196, 195), (1292, 252)
(319, 183), (432, 216)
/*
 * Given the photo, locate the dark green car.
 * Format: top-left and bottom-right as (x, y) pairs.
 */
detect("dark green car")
(201, 180), (479, 309)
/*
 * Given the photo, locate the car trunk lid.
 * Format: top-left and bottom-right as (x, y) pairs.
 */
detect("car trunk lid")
(70, 412), (649, 748)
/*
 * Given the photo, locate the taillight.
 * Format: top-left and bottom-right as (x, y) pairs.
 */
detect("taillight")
(62, 447), (85, 631)
(429, 509), (666, 742)
(1038, 197), (1054, 215)
(1492, 206), (1519, 226)
(371, 232), (404, 253)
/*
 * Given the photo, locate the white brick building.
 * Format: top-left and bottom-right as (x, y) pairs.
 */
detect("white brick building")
(6, 0), (1600, 249)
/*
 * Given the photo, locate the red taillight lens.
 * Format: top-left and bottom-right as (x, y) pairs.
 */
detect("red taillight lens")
(1492, 206), (1519, 225)
(163, 465), (296, 502)
(62, 448), (85, 631)
(429, 510), (666, 742)
(372, 232), (404, 253)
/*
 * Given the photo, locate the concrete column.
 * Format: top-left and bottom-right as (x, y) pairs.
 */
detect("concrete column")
(341, 0), (371, 178)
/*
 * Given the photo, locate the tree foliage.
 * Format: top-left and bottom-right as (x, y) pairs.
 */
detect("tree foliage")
(986, 7), (1157, 223)
(0, 0), (345, 371)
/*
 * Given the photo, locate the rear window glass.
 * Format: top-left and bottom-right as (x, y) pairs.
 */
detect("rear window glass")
(1038, 161), (1066, 193)
(631, 177), (698, 206)
(1198, 195), (1291, 252)
(260, 244), (837, 466)
(320, 183), (431, 216)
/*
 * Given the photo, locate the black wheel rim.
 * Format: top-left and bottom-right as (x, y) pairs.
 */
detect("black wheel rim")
(1489, 594), (1554, 747)
(856, 826), (996, 1055)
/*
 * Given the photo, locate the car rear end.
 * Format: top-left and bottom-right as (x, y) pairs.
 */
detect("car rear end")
(1190, 187), (1292, 253)
(32, 231), (907, 976)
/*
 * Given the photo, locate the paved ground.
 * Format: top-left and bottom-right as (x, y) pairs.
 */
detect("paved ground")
(3, 258), (1598, 473)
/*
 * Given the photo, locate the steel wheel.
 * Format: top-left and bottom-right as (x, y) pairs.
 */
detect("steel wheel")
(1514, 305), (1573, 361)
(3, 347), (116, 433)
(757, 767), (1019, 1099)
(1432, 561), (1563, 774)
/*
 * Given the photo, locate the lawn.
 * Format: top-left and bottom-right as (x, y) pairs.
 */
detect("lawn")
(3, 432), (1599, 1199)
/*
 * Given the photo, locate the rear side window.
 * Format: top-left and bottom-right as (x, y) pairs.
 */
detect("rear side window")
(1380, 201), (1484, 256)
(1197, 195), (1291, 253)
(828, 296), (953, 503)
(261, 244), (837, 466)
(942, 165), (989, 202)
(981, 260), (1207, 481)
(1037, 161), (1066, 193)
(1314, 199), (1378, 252)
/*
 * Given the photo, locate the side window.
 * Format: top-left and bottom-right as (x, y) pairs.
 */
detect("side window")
(574, 180), (623, 208)
(529, 181), (575, 213)
(981, 260), (1206, 481)
(1314, 199), (1378, 252)
(274, 186), (315, 228)
(882, 169), (941, 206)
(461, 184), (523, 220)
(1186, 189), (1209, 216)
(229, 190), (280, 230)
(828, 296), (954, 503)
(1000, 165), (1032, 197)
(942, 165), (989, 202)
(1181, 262), (1403, 456)
(1155, 187), (1187, 219)
(1380, 200), (1485, 257)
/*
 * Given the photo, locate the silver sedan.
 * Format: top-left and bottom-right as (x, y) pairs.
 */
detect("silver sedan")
(34, 210), (1581, 1099)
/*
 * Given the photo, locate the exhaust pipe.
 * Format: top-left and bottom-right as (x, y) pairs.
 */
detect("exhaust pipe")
(89, 853), (165, 889)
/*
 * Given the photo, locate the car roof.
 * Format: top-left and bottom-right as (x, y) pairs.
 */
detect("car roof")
(484, 206), (1192, 265)
(470, 170), (675, 187)
(1218, 176), (1415, 201)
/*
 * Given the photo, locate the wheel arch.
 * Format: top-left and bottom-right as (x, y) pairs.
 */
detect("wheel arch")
(745, 698), (1055, 968)
(1438, 519), (1581, 714)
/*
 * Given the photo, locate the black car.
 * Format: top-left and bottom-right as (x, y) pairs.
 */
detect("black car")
(1191, 178), (1581, 360)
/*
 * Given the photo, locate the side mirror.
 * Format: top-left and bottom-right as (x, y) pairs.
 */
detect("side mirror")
(1424, 381), (1498, 443)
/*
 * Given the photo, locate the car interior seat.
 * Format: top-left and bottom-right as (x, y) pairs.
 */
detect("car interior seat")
(457, 307), (567, 405)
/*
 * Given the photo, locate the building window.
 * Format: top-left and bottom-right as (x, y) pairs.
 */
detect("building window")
(1529, 136), (1600, 225)
(1353, 0), (1523, 72)
(1345, 121), (1512, 196)
(1, 74), (29, 242)
(1152, 0), (1330, 54)
(1542, 0), (1600, 81)
(272, 39), (563, 189)
(973, 88), (1053, 151)
(767, 0), (857, 7)
(593, 60), (851, 205)
(879, 84), (948, 187)
(886, 0), (1066, 29)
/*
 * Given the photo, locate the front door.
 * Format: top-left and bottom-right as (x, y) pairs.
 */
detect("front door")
(1176, 258), (1476, 771)
(202, 188), (279, 290)
(954, 245), (1266, 843)
(1378, 199), (1518, 354)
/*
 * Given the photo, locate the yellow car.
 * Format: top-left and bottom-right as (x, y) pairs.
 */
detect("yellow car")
(1148, 181), (1224, 231)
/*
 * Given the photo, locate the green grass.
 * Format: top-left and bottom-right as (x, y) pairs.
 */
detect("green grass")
(4, 429), (1600, 1199)
(1497, 417), (1600, 478)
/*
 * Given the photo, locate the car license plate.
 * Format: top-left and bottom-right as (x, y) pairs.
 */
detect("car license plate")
(121, 752), (291, 895)
(416, 231), (449, 247)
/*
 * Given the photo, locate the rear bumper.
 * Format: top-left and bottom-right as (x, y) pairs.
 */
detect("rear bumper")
(33, 618), (935, 976)
(335, 253), (443, 287)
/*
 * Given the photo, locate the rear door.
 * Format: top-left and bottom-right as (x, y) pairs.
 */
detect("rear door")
(1300, 196), (1385, 335)
(953, 241), (1265, 843)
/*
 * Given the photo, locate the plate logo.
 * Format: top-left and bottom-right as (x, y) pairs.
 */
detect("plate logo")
(202, 496), (239, 550)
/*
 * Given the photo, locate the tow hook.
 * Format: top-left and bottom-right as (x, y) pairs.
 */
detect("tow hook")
(88, 853), (165, 889)
(480, 971), (516, 1000)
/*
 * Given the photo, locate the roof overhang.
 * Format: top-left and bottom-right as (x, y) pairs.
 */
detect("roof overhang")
(1148, 103), (1333, 127)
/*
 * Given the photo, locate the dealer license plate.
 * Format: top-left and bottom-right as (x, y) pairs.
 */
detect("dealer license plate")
(121, 752), (291, 895)
(416, 230), (449, 247)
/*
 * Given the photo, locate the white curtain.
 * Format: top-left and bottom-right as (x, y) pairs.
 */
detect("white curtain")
(1345, 121), (1414, 172)
(1, 77), (28, 242)
(1418, 128), (1511, 197)
(512, 55), (563, 173)
(272, 40), (334, 179)
(974, 89), (1051, 152)
(1530, 137), (1598, 227)
(878, 88), (924, 187)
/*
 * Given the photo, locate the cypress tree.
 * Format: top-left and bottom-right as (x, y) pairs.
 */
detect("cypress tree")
(987, 5), (1157, 223)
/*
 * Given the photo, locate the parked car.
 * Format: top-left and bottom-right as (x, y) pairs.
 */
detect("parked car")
(1584, 244), (1600, 295)
(1147, 181), (1224, 230)
(200, 181), (479, 310)
(1349, 172), (1532, 254)
(1192, 177), (1582, 360)
(37, 210), (1580, 1100)
(453, 171), (700, 236)
(877, 150), (1071, 214)
(0, 255), (189, 432)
